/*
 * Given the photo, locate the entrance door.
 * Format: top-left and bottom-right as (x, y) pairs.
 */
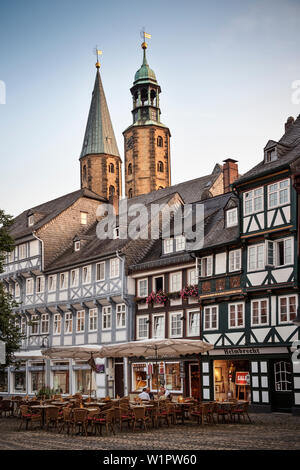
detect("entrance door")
(270, 359), (293, 412)
(114, 362), (124, 398)
(189, 363), (200, 400)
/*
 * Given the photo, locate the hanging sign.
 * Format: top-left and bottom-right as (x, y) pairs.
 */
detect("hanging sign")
(235, 371), (250, 386)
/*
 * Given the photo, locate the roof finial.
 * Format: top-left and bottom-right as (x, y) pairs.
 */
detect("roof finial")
(94, 46), (102, 69)
(140, 30), (151, 65)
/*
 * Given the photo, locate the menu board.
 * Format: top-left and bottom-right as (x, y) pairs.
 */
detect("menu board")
(235, 371), (250, 386)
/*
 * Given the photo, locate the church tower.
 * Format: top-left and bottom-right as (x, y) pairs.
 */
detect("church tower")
(80, 59), (122, 200)
(123, 40), (171, 198)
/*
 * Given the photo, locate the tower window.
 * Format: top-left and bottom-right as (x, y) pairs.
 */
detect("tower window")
(128, 163), (132, 175)
(157, 136), (163, 147)
(82, 165), (87, 180)
(157, 161), (164, 172)
(141, 88), (148, 104)
(109, 163), (115, 173)
(109, 185), (115, 197)
(128, 188), (133, 199)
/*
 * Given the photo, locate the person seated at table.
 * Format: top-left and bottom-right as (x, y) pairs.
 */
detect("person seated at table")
(138, 388), (150, 400)
(158, 386), (170, 399)
(146, 387), (154, 400)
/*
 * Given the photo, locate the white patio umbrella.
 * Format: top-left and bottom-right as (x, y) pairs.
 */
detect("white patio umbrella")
(42, 344), (103, 360)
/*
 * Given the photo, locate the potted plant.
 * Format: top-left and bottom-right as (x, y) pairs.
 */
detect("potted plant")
(180, 285), (199, 300)
(146, 291), (168, 305)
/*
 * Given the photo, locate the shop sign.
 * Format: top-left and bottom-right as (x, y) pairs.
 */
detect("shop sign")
(96, 364), (105, 374)
(235, 371), (250, 386)
(51, 365), (69, 371)
(28, 366), (44, 372)
(0, 341), (5, 364)
(208, 346), (289, 356)
(133, 363), (146, 371)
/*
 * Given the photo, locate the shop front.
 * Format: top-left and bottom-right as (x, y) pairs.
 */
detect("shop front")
(29, 362), (46, 394)
(51, 362), (70, 394)
(12, 363), (26, 394)
(73, 362), (96, 395)
(131, 360), (183, 396)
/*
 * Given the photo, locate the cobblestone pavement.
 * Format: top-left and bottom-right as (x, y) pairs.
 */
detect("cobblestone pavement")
(0, 413), (299, 450)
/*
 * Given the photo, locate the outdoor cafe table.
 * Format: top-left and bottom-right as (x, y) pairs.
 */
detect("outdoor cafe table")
(30, 404), (59, 427)
(173, 402), (194, 424)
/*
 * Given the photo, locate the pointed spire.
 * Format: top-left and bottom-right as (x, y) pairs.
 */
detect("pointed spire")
(80, 67), (120, 159)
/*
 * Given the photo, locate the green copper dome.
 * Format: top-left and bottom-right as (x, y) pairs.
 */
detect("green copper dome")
(133, 48), (157, 85)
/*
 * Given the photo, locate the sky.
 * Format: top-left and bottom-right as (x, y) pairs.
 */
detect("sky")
(0, 0), (300, 216)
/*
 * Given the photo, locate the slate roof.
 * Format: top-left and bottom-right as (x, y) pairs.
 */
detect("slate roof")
(235, 114), (300, 185)
(9, 189), (106, 241)
(79, 69), (120, 159)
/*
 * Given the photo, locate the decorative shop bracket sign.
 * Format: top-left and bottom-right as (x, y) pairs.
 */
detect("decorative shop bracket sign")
(0, 341), (5, 364)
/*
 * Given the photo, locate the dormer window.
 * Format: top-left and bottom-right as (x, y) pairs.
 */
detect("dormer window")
(113, 227), (119, 239)
(226, 208), (238, 227)
(28, 215), (34, 227)
(74, 241), (81, 252)
(265, 146), (278, 163)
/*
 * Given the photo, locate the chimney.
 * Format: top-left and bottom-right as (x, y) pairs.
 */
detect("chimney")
(223, 158), (239, 193)
(109, 194), (119, 216)
(285, 116), (295, 133)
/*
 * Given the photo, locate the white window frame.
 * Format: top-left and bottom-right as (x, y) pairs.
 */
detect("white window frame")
(26, 278), (34, 295)
(82, 265), (91, 285)
(203, 305), (219, 331)
(31, 315), (39, 335)
(102, 306), (112, 330)
(169, 312), (183, 338)
(80, 211), (88, 225)
(163, 238), (173, 254)
(76, 310), (85, 333)
(36, 276), (45, 294)
(40, 313), (49, 334)
(19, 244), (27, 260)
(187, 268), (197, 286)
(136, 315), (149, 340)
(113, 227), (120, 239)
(152, 313), (165, 339)
(137, 278), (148, 298)
(74, 241), (81, 252)
(96, 262), (105, 281)
(226, 208), (238, 227)
(110, 258), (119, 279)
(48, 275), (57, 292)
(187, 309), (200, 337)
(28, 215), (34, 227)
(267, 179), (290, 209)
(278, 295), (298, 325)
(15, 283), (20, 298)
(266, 238), (293, 267)
(116, 304), (126, 329)
(169, 271), (182, 293)
(70, 269), (79, 287)
(248, 243), (265, 272)
(251, 299), (269, 326)
(64, 312), (73, 334)
(199, 256), (213, 277)
(88, 308), (98, 332)
(175, 235), (186, 252)
(243, 187), (264, 216)
(228, 302), (245, 329)
(153, 275), (164, 293)
(59, 272), (69, 290)
(53, 314), (61, 335)
(229, 249), (241, 272)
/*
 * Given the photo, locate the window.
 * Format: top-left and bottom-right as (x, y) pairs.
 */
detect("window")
(60, 272), (68, 290)
(157, 161), (164, 172)
(138, 278), (148, 297)
(116, 304), (126, 329)
(268, 179), (290, 208)
(274, 361), (292, 392)
(110, 258), (119, 279)
(82, 265), (91, 284)
(226, 208), (238, 227)
(251, 299), (269, 326)
(137, 315), (149, 340)
(36, 276), (45, 293)
(82, 164), (87, 180)
(128, 188), (133, 199)
(279, 296), (297, 324)
(15, 283), (20, 298)
(89, 309), (98, 332)
(244, 187), (263, 215)
(169, 312), (183, 338)
(74, 241), (81, 252)
(187, 310), (200, 336)
(48, 275), (57, 292)
(31, 315), (39, 335)
(108, 163), (114, 173)
(157, 136), (163, 147)
(64, 312), (73, 334)
(229, 249), (241, 272)
(80, 212), (88, 225)
(152, 314), (165, 338)
(28, 215), (34, 227)
(21, 316), (26, 335)
(175, 235), (185, 251)
(248, 244), (264, 271)
(265, 148), (277, 162)
(70, 269), (79, 287)
(109, 185), (115, 197)
(199, 256), (213, 277)
(96, 262), (105, 281)
(163, 238), (173, 254)
(113, 227), (119, 239)
(26, 278), (34, 295)
(204, 305), (218, 330)
(41, 314), (49, 334)
(76, 310), (85, 332)
(53, 314), (61, 335)
(19, 244), (27, 260)
(128, 163), (132, 175)
(266, 238), (293, 267)
(188, 269), (197, 285)
(102, 306), (112, 330)
(229, 303), (244, 328)
(153, 276), (164, 293)
(170, 272), (182, 292)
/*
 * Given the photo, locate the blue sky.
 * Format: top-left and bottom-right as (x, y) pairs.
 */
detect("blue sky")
(1, 0), (300, 216)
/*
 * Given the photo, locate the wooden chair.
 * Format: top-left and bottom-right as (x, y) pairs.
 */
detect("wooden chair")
(18, 405), (42, 431)
(0, 399), (13, 417)
(45, 406), (61, 431)
(72, 408), (88, 436)
(215, 402), (232, 423)
(156, 401), (171, 428)
(116, 404), (133, 432)
(231, 402), (252, 424)
(132, 406), (151, 432)
(59, 407), (74, 435)
(93, 408), (115, 436)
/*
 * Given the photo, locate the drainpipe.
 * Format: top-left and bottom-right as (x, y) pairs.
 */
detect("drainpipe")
(32, 231), (44, 272)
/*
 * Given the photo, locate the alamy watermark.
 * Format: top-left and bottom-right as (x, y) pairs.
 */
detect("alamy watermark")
(96, 200), (205, 250)
(291, 80), (300, 105)
(0, 80), (6, 104)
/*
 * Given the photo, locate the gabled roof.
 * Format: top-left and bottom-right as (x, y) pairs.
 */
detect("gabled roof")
(9, 188), (106, 241)
(235, 114), (300, 186)
(80, 69), (120, 159)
